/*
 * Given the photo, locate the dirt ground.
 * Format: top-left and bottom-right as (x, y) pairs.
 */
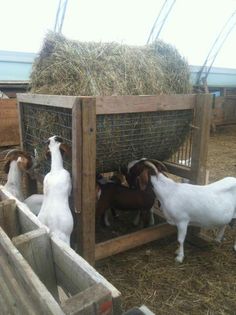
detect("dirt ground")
(96, 125), (236, 315)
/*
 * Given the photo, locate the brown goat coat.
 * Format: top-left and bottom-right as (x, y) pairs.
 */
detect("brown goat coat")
(96, 183), (155, 227)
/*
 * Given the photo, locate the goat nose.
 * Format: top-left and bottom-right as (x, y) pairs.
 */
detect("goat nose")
(42, 139), (50, 145)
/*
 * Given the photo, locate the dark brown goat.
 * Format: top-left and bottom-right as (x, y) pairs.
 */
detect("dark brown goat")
(96, 182), (155, 228)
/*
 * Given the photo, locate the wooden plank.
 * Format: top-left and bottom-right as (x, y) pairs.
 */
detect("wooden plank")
(12, 228), (59, 300)
(0, 227), (65, 315)
(61, 283), (113, 315)
(51, 236), (122, 314)
(0, 185), (45, 233)
(72, 99), (82, 215)
(191, 94), (212, 185)
(164, 161), (194, 180)
(187, 94), (212, 241)
(0, 199), (20, 238)
(0, 98), (20, 146)
(17, 93), (78, 109)
(17, 98), (25, 149)
(95, 94), (196, 114)
(95, 223), (176, 261)
(0, 253), (38, 314)
(75, 98), (96, 265)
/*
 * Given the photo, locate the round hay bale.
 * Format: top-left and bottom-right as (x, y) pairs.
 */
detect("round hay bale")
(28, 32), (193, 170)
(30, 32), (191, 95)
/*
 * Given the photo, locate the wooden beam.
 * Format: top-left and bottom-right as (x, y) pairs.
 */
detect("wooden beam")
(0, 199), (19, 238)
(164, 161), (194, 180)
(72, 97), (96, 265)
(96, 94), (196, 114)
(61, 283), (113, 315)
(0, 227), (65, 314)
(51, 236), (122, 314)
(0, 186), (44, 233)
(17, 93), (78, 109)
(187, 94), (212, 242)
(12, 228), (59, 300)
(95, 223), (176, 261)
(191, 94), (212, 185)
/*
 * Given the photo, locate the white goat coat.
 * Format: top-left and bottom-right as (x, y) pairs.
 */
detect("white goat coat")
(24, 194), (44, 216)
(38, 143), (73, 246)
(150, 173), (236, 262)
(152, 175), (236, 227)
(4, 160), (24, 201)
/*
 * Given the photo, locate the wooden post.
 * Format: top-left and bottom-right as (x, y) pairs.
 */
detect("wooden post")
(191, 93), (212, 185)
(188, 93), (212, 245)
(0, 199), (19, 238)
(72, 97), (96, 265)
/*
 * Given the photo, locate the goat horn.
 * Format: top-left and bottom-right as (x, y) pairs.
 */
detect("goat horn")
(2, 149), (25, 160)
(143, 161), (159, 175)
(148, 159), (168, 172)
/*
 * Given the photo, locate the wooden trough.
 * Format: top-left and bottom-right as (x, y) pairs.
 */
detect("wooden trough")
(17, 93), (212, 265)
(0, 187), (122, 315)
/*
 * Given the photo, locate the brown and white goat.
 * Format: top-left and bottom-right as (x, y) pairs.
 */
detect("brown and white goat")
(121, 158), (166, 226)
(96, 178), (155, 228)
(3, 149), (34, 201)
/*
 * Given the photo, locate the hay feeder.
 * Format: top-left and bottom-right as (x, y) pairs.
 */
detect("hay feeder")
(17, 93), (212, 265)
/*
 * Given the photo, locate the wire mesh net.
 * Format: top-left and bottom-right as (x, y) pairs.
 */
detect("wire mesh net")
(20, 102), (194, 177)
(96, 110), (193, 173)
(21, 103), (72, 175)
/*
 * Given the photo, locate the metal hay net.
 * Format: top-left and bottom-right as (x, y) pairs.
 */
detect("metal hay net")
(20, 102), (194, 177)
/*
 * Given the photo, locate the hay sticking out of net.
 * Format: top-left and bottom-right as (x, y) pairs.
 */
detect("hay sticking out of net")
(30, 32), (191, 96)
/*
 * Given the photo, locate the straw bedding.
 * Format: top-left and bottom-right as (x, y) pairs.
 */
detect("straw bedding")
(96, 126), (236, 314)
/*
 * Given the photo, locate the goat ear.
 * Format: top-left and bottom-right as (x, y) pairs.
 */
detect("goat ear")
(137, 169), (149, 190)
(59, 143), (72, 157)
(3, 160), (11, 174)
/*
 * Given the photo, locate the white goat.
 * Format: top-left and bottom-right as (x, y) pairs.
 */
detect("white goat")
(24, 194), (44, 216)
(144, 161), (236, 263)
(3, 150), (34, 201)
(38, 136), (73, 246)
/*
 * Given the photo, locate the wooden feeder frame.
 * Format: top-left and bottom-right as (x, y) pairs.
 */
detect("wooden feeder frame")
(17, 93), (212, 265)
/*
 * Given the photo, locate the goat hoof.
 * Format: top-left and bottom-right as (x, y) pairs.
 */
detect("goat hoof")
(175, 247), (180, 255)
(175, 255), (184, 263)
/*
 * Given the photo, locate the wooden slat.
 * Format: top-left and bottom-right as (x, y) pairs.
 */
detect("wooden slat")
(17, 93), (78, 109)
(164, 161), (194, 180)
(61, 283), (113, 315)
(95, 94), (196, 114)
(95, 223), (176, 261)
(73, 98), (96, 265)
(12, 228), (59, 300)
(0, 199), (20, 238)
(0, 98), (20, 146)
(0, 227), (65, 315)
(0, 253), (37, 314)
(72, 99), (82, 215)
(0, 185), (45, 233)
(187, 94), (212, 242)
(51, 236), (122, 314)
(191, 94), (212, 185)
